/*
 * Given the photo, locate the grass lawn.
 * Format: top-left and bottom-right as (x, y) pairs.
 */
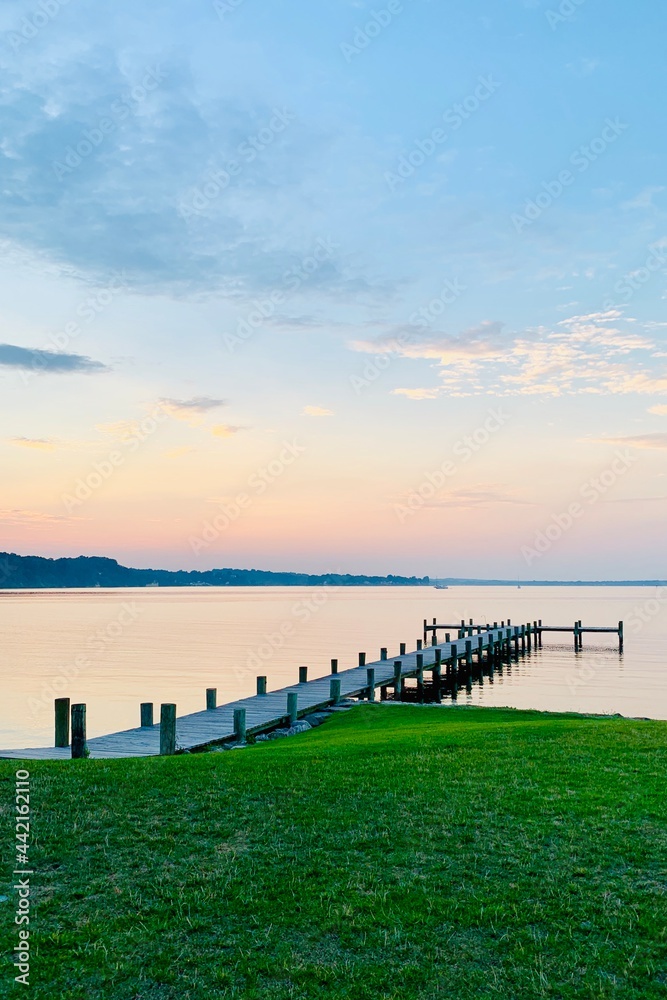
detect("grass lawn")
(1, 705), (666, 999)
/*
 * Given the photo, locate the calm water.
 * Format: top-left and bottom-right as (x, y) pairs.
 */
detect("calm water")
(1, 586), (666, 749)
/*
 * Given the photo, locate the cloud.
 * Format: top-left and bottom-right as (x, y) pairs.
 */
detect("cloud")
(397, 486), (532, 510)
(595, 434), (667, 450)
(621, 186), (665, 211)
(164, 446), (196, 459)
(159, 397), (227, 425)
(9, 437), (58, 451)
(0, 344), (108, 374)
(211, 424), (244, 438)
(349, 313), (667, 398)
(302, 405), (334, 416)
(648, 404), (667, 415)
(392, 388), (440, 400)
(0, 508), (66, 524)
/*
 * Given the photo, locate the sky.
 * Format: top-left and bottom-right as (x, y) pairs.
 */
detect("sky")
(0, 0), (666, 580)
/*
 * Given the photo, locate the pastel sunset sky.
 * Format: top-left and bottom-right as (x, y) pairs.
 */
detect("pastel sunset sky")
(1, 0), (666, 578)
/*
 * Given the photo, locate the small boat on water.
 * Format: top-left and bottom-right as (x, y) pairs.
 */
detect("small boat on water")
(434, 584), (449, 590)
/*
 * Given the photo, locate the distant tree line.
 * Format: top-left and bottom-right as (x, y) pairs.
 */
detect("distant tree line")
(0, 553), (430, 589)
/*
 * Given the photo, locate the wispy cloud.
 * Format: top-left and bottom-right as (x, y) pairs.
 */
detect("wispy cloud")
(211, 424), (244, 438)
(9, 437), (59, 451)
(159, 397), (227, 426)
(0, 344), (108, 374)
(595, 434), (667, 450)
(302, 405), (334, 416)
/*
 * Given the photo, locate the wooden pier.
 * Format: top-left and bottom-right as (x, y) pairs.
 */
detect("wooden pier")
(0, 619), (623, 761)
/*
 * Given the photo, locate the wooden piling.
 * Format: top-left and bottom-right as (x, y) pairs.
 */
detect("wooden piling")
(299, 665), (308, 684)
(234, 707), (247, 742)
(55, 697), (70, 748)
(538, 619), (543, 647)
(331, 658), (338, 674)
(400, 643), (406, 656)
(330, 677), (341, 704)
(71, 703), (87, 759)
(287, 692), (298, 726)
(416, 653), (424, 703)
(159, 704), (176, 756)
(573, 621), (579, 651)
(380, 686), (388, 701)
(206, 688), (217, 710)
(380, 647), (388, 661)
(358, 652), (366, 667)
(367, 667), (376, 702)
(140, 703), (153, 728)
(257, 676), (267, 696)
(526, 623), (532, 651)
(618, 620), (624, 653)
(416, 639), (423, 651)
(465, 639), (473, 667)
(393, 660), (402, 699)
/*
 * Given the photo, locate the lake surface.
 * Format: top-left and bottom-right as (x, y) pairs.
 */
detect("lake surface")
(1, 585), (666, 749)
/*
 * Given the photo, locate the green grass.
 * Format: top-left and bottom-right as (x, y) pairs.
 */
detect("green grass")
(1, 705), (666, 999)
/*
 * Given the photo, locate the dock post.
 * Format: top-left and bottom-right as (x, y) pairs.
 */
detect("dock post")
(618, 620), (624, 653)
(331, 658), (338, 674)
(257, 676), (267, 696)
(71, 703), (87, 759)
(330, 678), (341, 704)
(55, 697), (70, 747)
(140, 703), (154, 728)
(432, 632), (438, 646)
(465, 640), (473, 668)
(513, 628), (520, 657)
(206, 688), (217, 710)
(399, 642), (406, 656)
(393, 660), (402, 699)
(234, 707), (247, 742)
(299, 665), (308, 684)
(416, 639), (423, 651)
(434, 648), (442, 702)
(573, 621), (579, 651)
(423, 618), (428, 642)
(521, 625), (526, 653)
(416, 653), (424, 703)
(159, 704), (176, 756)
(538, 620), (543, 647)
(380, 647), (387, 661)
(287, 692), (298, 726)
(445, 632), (450, 643)
(367, 667), (376, 702)
(578, 620), (583, 649)
(526, 623), (532, 651)
(358, 652), (366, 667)
(477, 635), (483, 664)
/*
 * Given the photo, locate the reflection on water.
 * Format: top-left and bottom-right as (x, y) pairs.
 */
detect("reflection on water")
(1, 586), (665, 748)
